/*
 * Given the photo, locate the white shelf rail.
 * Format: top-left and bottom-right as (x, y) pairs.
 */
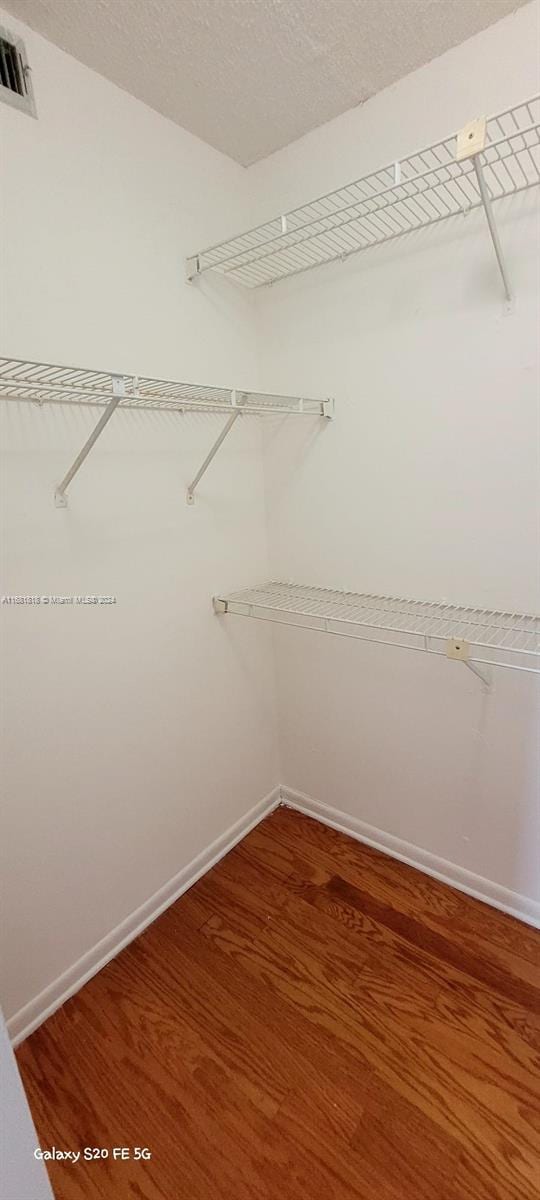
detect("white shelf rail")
(0, 358), (332, 505)
(213, 582), (540, 687)
(187, 95), (540, 293)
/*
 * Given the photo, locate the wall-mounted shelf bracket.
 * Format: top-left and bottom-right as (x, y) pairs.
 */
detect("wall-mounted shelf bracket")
(187, 392), (243, 504)
(456, 116), (512, 306)
(186, 392), (332, 504)
(446, 637), (491, 691)
(54, 375), (126, 506)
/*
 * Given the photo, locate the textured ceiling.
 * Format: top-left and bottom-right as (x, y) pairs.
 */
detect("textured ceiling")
(4, 0), (530, 164)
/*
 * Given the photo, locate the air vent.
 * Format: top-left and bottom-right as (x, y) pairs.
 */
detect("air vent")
(0, 26), (36, 117)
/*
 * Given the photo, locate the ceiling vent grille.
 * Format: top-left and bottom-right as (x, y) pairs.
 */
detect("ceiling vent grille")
(0, 26), (36, 117)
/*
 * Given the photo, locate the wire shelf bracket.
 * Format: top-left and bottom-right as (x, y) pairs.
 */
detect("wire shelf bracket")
(0, 358), (333, 506)
(185, 390), (333, 504)
(54, 375), (126, 507)
(186, 393), (241, 505)
(456, 115), (512, 306)
(213, 582), (540, 689)
(186, 96), (540, 297)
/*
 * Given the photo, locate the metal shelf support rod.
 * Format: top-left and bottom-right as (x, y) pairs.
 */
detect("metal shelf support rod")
(473, 156), (512, 303)
(54, 375), (125, 507)
(187, 393), (242, 504)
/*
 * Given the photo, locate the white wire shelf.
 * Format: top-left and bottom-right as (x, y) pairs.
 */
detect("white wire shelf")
(0, 358), (332, 506)
(187, 95), (540, 289)
(213, 582), (540, 679)
(0, 357), (329, 417)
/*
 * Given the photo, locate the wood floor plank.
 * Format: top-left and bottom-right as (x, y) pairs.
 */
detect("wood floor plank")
(77, 954), (284, 1121)
(110, 925), (294, 1117)
(266, 807), (540, 981)
(189, 885), (540, 1194)
(261, 1086), (372, 1200)
(16, 806), (540, 1200)
(21, 984), (276, 1200)
(352, 1075), (461, 1200)
(207, 919), (539, 1197)
(328, 873), (540, 1010)
(147, 908), (377, 1125)
(286, 868), (540, 1037)
(169, 848), (291, 943)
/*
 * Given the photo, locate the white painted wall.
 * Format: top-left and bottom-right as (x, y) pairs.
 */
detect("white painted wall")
(0, 1009), (54, 1198)
(0, 11), (279, 1026)
(253, 2), (540, 903)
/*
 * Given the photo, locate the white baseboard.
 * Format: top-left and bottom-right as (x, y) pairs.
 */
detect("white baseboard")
(8, 787), (280, 1047)
(281, 785), (540, 930)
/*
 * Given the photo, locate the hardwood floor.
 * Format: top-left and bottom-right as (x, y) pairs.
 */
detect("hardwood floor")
(16, 806), (540, 1200)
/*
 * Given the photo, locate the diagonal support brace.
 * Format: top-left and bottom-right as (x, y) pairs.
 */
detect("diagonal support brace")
(463, 658), (492, 691)
(55, 375), (125, 506)
(473, 157), (512, 305)
(186, 392), (242, 504)
(455, 115), (512, 305)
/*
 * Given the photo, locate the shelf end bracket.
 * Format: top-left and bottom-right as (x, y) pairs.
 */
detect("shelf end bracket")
(323, 397), (335, 420)
(185, 255), (201, 284)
